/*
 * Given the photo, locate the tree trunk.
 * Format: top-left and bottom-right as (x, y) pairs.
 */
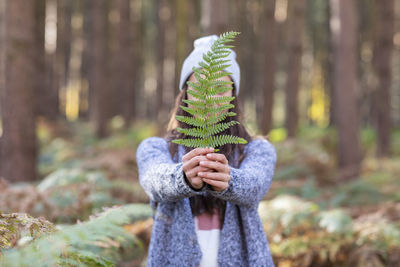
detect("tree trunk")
(326, 2), (336, 128)
(372, 0), (394, 157)
(260, 0), (277, 135)
(174, 0), (188, 98)
(56, 0), (72, 118)
(34, 0), (47, 118)
(0, 0), (5, 173)
(117, 0), (136, 128)
(162, 0), (177, 116)
(285, 0), (306, 138)
(131, 0), (142, 122)
(330, 0), (362, 179)
(89, 0), (110, 137)
(201, 0), (228, 35)
(80, 0), (93, 119)
(0, 0), (38, 182)
(155, 0), (166, 123)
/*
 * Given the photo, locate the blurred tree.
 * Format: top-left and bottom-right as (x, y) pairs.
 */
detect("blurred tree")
(0, 0), (5, 173)
(161, 0), (177, 117)
(187, 0), (201, 42)
(230, 0), (246, 113)
(372, 0), (394, 157)
(88, 0), (112, 137)
(245, 0), (262, 123)
(131, 0), (143, 121)
(80, 0), (93, 119)
(306, 1), (334, 127)
(34, 0), (48, 118)
(260, 0), (277, 135)
(174, 0), (189, 97)
(330, 0), (362, 179)
(56, 0), (72, 117)
(155, 0), (167, 123)
(285, 0), (306, 138)
(115, 0), (136, 128)
(233, 0), (260, 113)
(201, 0), (228, 35)
(41, 0), (60, 120)
(0, 0), (38, 182)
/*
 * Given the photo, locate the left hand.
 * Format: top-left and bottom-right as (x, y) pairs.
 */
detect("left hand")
(198, 153), (230, 192)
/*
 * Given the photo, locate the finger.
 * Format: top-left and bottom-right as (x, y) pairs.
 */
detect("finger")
(202, 178), (227, 190)
(183, 155), (208, 173)
(182, 147), (215, 162)
(190, 177), (204, 189)
(205, 153), (228, 164)
(199, 160), (229, 173)
(198, 171), (229, 182)
(185, 165), (213, 178)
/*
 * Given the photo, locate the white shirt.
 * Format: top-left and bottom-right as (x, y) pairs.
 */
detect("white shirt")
(194, 208), (222, 267)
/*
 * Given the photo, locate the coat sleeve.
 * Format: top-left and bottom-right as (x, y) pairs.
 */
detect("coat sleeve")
(136, 136), (207, 203)
(206, 138), (277, 207)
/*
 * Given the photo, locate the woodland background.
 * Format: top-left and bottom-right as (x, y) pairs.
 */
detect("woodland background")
(0, 0), (400, 266)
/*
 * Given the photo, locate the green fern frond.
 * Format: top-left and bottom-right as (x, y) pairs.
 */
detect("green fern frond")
(208, 85), (234, 96)
(173, 31), (247, 152)
(176, 127), (207, 138)
(204, 111), (237, 125)
(206, 121), (240, 135)
(181, 104), (234, 118)
(209, 134), (248, 148)
(182, 99), (204, 108)
(176, 121), (239, 138)
(175, 115), (206, 128)
(187, 89), (206, 100)
(171, 138), (208, 148)
(205, 96), (235, 105)
(0, 204), (152, 267)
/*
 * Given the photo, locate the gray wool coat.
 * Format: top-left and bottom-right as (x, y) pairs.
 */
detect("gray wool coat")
(136, 136), (277, 267)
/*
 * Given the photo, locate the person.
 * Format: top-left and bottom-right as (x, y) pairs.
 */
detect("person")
(136, 34), (277, 267)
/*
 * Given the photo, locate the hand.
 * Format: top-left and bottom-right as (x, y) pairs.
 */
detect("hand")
(198, 153), (231, 192)
(182, 147), (215, 190)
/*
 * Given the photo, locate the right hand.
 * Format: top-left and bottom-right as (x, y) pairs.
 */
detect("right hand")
(182, 147), (215, 189)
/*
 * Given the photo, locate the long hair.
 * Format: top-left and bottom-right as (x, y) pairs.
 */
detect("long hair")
(163, 82), (253, 227)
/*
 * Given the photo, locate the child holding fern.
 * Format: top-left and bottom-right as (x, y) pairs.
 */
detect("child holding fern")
(136, 33), (277, 267)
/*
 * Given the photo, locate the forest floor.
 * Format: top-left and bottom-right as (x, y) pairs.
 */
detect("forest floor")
(1, 118), (399, 266)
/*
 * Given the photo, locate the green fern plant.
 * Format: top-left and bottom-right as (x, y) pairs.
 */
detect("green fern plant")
(0, 204), (153, 267)
(172, 31), (248, 152)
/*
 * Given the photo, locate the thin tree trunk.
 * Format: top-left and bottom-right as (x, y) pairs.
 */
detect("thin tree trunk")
(174, 0), (188, 98)
(163, 0), (177, 115)
(0, 0), (6, 173)
(155, 0), (166, 123)
(131, 0), (141, 122)
(201, 0), (228, 35)
(56, 0), (72, 117)
(326, 2), (336, 128)
(231, 0), (246, 113)
(285, 0), (306, 138)
(34, 0), (47, 118)
(330, 0), (362, 179)
(260, 0), (277, 135)
(117, 0), (136, 128)
(41, 0), (60, 121)
(0, 0), (38, 182)
(80, 0), (93, 119)
(89, 0), (110, 137)
(372, 0), (394, 157)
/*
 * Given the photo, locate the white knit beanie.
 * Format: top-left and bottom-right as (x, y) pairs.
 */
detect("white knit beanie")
(179, 34), (240, 96)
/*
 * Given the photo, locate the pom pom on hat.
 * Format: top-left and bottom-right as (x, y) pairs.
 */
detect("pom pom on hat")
(178, 34), (241, 96)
